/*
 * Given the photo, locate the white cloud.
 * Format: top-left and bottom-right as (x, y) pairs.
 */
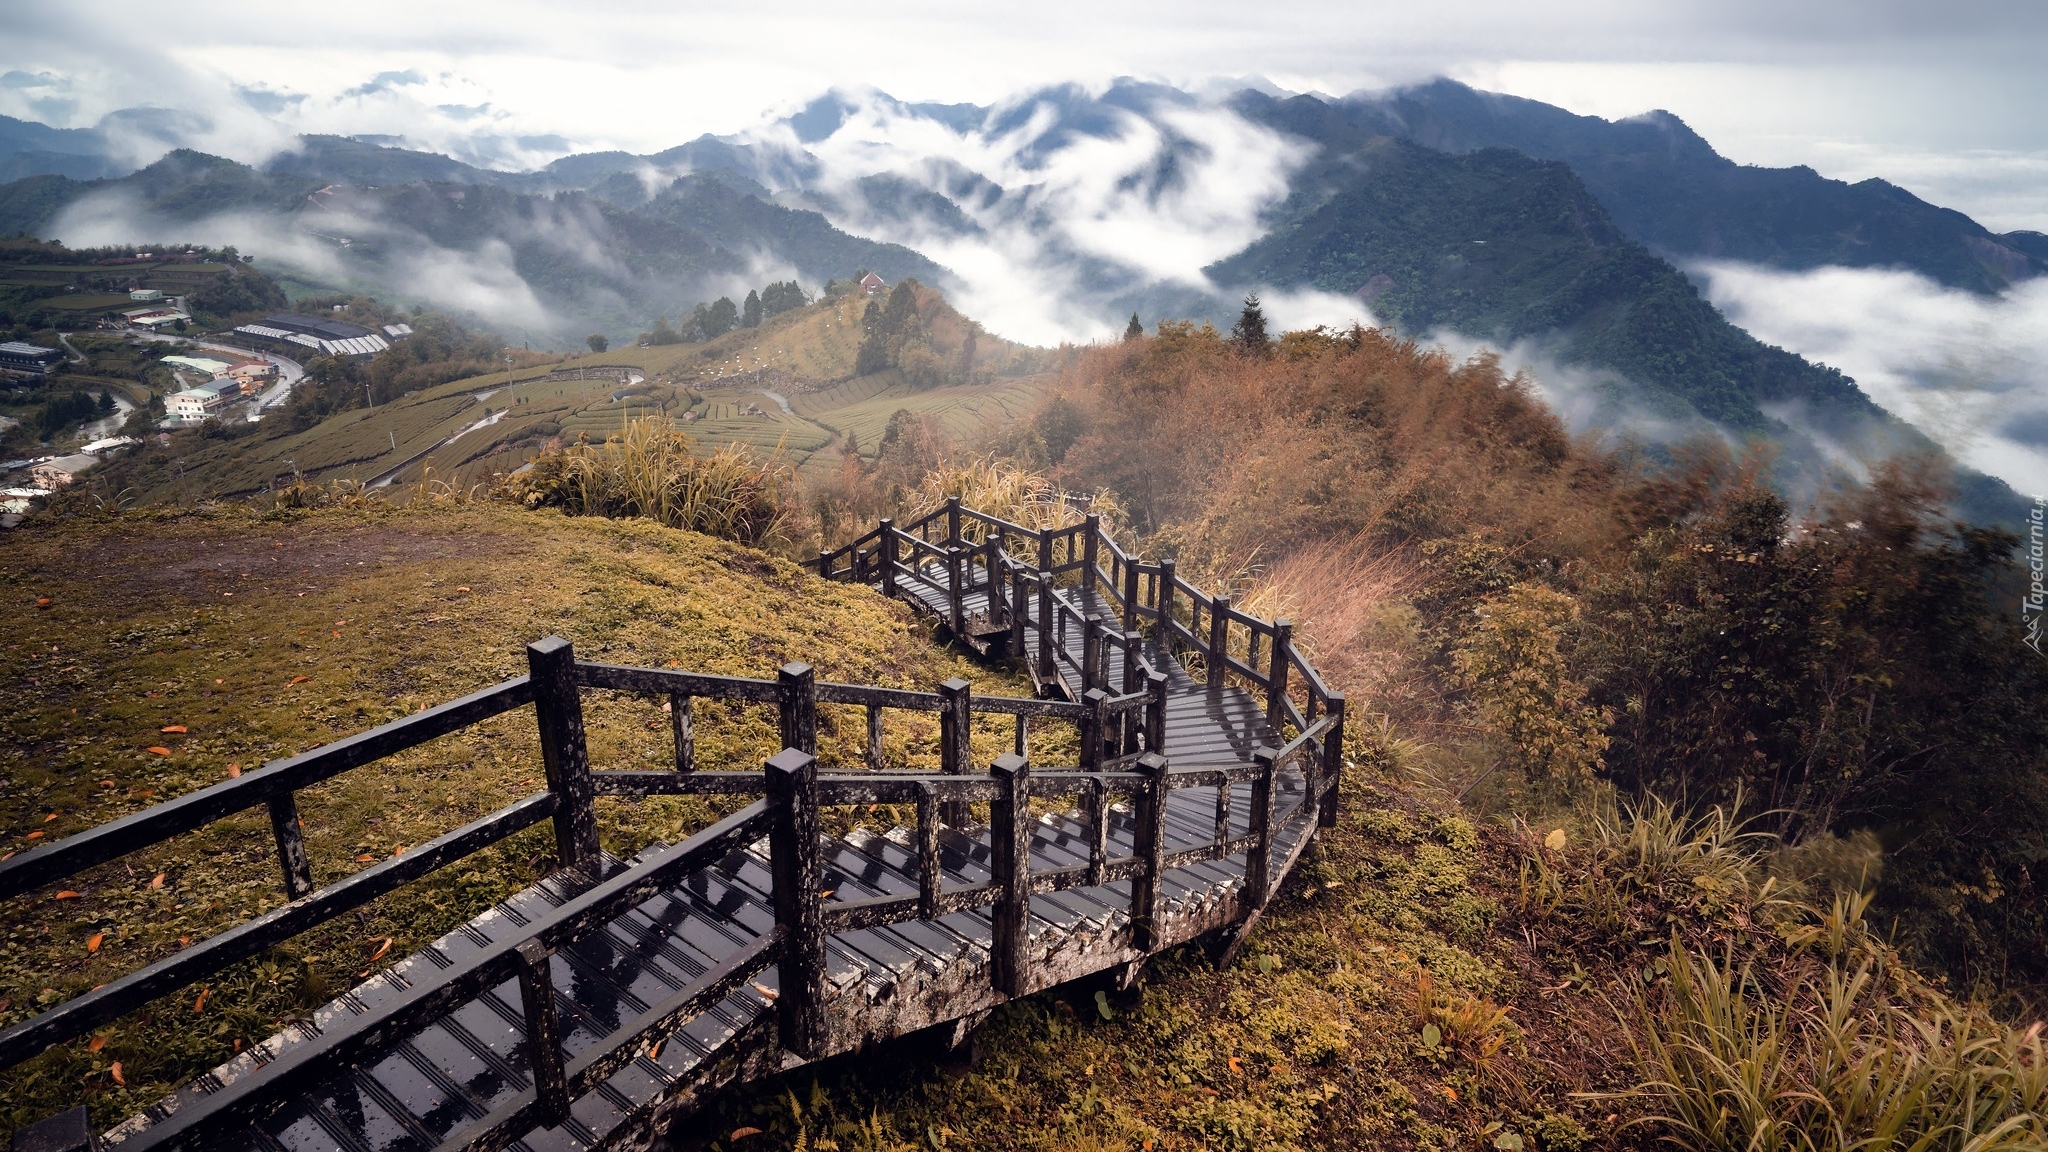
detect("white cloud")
(1697, 260), (2048, 494)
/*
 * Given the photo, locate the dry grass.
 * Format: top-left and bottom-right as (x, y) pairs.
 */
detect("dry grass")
(501, 416), (801, 547)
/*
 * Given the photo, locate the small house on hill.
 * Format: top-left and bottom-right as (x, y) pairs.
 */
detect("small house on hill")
(31, 454), (95, 488)
(859, 272), (886, 296)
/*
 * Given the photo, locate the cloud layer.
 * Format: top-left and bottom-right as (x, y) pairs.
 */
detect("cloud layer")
(1698, 261), (2048, 494)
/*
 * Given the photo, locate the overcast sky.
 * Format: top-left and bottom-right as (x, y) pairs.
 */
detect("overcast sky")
(4, 0), (2046, 230)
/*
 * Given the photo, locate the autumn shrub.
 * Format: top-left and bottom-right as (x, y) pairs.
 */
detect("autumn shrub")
(1453, 582), (1610, 787)
(501, 416), (798, 547)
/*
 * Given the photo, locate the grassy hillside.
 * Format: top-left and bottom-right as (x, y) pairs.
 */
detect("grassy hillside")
(78, 284), (1053, 503)
(0, 502), (1052, 1135)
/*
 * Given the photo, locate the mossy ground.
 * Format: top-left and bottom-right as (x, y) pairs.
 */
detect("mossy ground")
(0, 503), (1044, 1135)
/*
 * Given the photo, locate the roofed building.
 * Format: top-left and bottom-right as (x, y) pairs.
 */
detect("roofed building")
(0, 341), (63, 376)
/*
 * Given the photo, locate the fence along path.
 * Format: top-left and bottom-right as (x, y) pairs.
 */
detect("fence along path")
(3, 503), (1343, 1152)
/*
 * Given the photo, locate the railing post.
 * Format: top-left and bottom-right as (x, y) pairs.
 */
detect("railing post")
(939, 677), (972, 827)
(778, 662), (817, 756)
(865, 703), (884, 770)
(1081, 613), (1102, 693)
(1010, 560), (1028, 658)
(1035, 573), (1055, 684)
(1208, 594), (1231, 687)
(1122, 630), (1144, 755)
(1123, 557), (1139, 631)
(1158, 558), (1176, 648)
(1080, 688), (1108, 769)
(670, 692), (695, 773)
(1321, 693), (1345, 828)
(1037, 526), (1053, 576)
(915, 780), (941, 919)
(1267, 620), (1292, 731)
(764, 747), (825, 1059)
(1081, 513), (1101, 600)
(817, 548), (832, 578)
(1248, 749), (1276, 909)
(878, 518), (897, 597)
(947, 545), (966, 634)
(515, 938), (570, 1125)
(1146, 668), (1168, 755)
(990, 752), (1031, 997)
(266, 792), (313, 900)
(1131, 751), (1170, 952)
(946, 494), (962, 545)
(528, 636), (599, 875)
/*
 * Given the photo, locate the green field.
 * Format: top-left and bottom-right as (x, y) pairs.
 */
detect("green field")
(39, 294), (137, 312)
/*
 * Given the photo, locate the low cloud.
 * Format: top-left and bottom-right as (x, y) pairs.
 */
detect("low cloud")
(1697, 261), (2048, 496)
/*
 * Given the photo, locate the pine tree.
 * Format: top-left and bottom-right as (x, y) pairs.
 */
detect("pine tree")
(741, 290), (762, 328)
(1230, 294), (1269, 357)
(1124, 313), (1144, 342)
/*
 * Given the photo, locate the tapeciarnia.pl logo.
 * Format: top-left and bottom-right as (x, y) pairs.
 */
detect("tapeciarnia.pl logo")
(2027, 496), (2045, 655)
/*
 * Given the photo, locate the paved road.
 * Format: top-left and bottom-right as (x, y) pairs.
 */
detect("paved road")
(130, 330), (304, 420)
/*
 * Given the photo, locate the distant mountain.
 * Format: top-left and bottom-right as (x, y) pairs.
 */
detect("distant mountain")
(0, 150), (943, 342)
(0, 114), (126, 183)
(1255, 80), (2045, 294)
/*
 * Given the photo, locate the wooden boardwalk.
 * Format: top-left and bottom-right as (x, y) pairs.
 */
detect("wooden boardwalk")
(4, 503), (1343, 1152)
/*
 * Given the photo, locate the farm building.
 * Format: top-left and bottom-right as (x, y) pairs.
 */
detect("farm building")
(30, 454), (95, 488)
(0, 341), (63, 376)
(232, 313), (390, 359)
(166, 381), (240, 423)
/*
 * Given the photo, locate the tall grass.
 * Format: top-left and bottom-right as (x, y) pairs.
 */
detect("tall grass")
(502, 417), (798, 547)
(1625, 936), (2048, 1151)
(1532, 800), (2048, 1150)
(906, 455), (1119, 537)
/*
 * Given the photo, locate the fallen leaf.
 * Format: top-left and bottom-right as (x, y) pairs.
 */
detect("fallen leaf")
(751, 982), (780, 1001)
(55, 890), (80, 900)
(178, 936), (190, 947)
(355, 854), (376, 863)
(730, 1128), (762, 1140)
(455, 586), (471, 593)
(87, 932), (104, 952)
(109, 1061), (124, 1084)
(1228, 1056), (1243, 1074)
(392, 845), (405, 856)
(1439, 1084), (1458, 1103)
(647, 1040), (663, 1061)
(36, 597), (51, 608)
(160, 725), (188, 734)
(287, 675), (310, 686)
(1200, 1087), (1218, 1097)
(331, 631), (341, 638)
(819, 889), (834, 899)
(1544, 827), (1567, 852)
(44, 812), (58, 823)
(87, 1035), (106, 1052)
(99, 780), (115, 788)
(146, 746), (171, 756)
(368, 937), (393, 962)
(193, 988), (209, 1013)
(27, 831), (45, 840)
(149, 873), (165, 890)
(226, 763), (241, 778)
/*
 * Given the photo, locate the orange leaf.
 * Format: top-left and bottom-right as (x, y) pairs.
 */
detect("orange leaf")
(392, 845), (405, 856)
(647, 1040), (663, 1061)
(149, 873), (165, 890)
(369, 937), (393, 962)
(193, 988), (209, 1013)
(1228, 1056), (1243, 1074)
(44, 812), (58, 823)
(146, 746), (172, 756)
(178, 936), (190, 947)
(160, 725), (188, 734)
(109, 1061), (124, 1084)
(1440, 1085), (1459, 1103)
(99, 780), (115, 788)
(26, 831), (44, 840)
(87, 932), (104, 952)
(87, 1035), (106, 1052)
(730, 1128), (762, 1140)
(455, 586), (471, 593)
(56, 890), (80, 900)
(751, 983), (779, 1001)
(226, 763), (241, 778)
(288, 675), (310, 686)
(355, 854), (376, 863)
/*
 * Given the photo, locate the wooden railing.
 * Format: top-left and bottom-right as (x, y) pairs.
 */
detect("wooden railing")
(811, 498), (1345, 825)
(8, 502), (1345, 1151)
